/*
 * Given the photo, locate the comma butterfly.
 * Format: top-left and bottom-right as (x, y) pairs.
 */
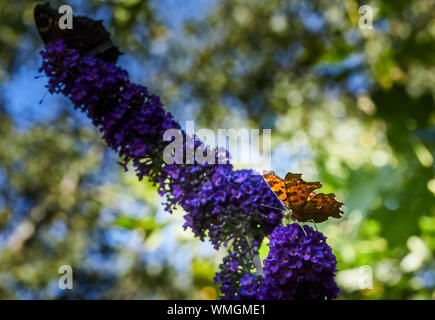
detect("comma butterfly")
(263, 171), (343, 223)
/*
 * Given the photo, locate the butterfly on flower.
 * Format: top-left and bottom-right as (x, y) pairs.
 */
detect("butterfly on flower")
(34, 2), (122, 64)
(262, 171), (343, 223)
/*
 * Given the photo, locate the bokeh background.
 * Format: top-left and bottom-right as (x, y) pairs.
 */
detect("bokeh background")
(0, 0), (434, 299)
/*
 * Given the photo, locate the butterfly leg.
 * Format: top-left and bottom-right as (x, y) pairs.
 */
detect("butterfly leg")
(297, 223), (308, 236)
(310, 220), (318, 231)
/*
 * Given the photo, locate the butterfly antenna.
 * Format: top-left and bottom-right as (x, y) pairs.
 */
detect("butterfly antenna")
(261, 204), (283, 212)
(34, 74), (46, 79)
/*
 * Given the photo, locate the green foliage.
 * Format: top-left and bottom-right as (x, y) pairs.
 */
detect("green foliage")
(258, 237), (270, 267)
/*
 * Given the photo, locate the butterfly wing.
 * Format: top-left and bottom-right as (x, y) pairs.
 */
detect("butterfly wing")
(284, 173), (322, 209)
(283, 172), (343, 223)
(34, 3), (63, 45)
(262, 171), (288, 210)
(301, 193), (344, 223)
(63, 16), (122, 63)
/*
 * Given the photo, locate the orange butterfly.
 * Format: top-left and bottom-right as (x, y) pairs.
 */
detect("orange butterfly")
(263, 171), (343, 223)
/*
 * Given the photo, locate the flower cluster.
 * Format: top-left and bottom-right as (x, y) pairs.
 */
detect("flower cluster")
(39, 40), (340, 300)
(213, 239), (263, 299)
(165, 165), (283, 248)
(258, 223), (340, 300)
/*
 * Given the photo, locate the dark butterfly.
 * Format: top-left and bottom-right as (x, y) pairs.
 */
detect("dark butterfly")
(34, 2), (122, 64)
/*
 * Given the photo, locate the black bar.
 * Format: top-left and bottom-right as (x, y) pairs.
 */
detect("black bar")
(0, 300), (430, 319)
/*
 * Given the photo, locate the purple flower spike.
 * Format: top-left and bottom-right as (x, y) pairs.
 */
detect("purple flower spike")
(258, 223), (339, 300)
